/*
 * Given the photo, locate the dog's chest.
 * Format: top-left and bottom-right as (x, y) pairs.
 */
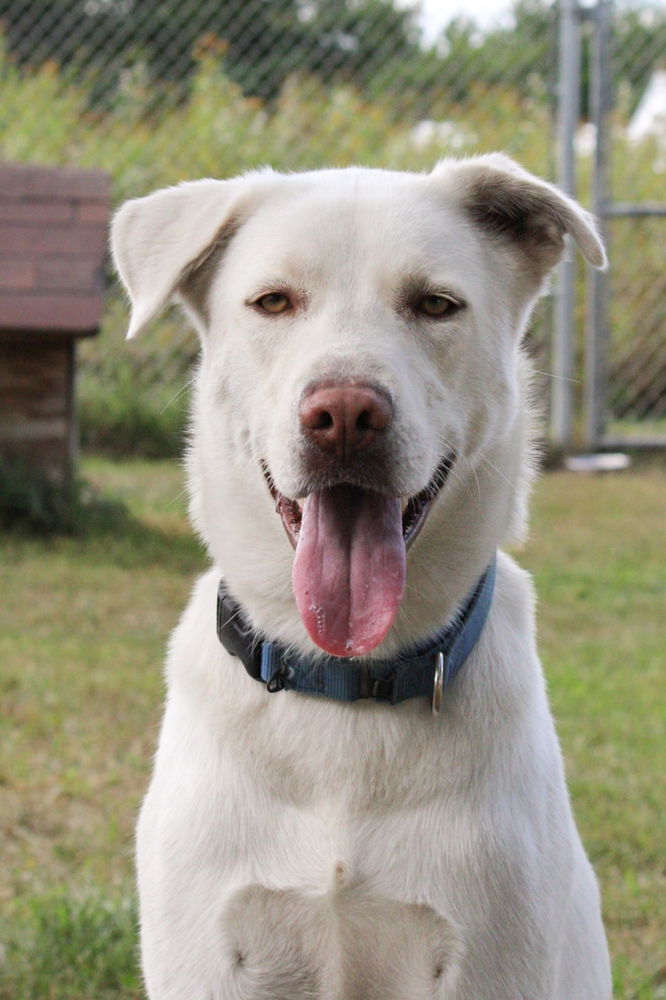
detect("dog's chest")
(152, 682), (484, 901)
(139, 694), (516, 999)
(138, 569), (613, 998)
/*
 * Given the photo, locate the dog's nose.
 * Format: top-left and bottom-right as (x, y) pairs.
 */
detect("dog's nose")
(299, 381), (393, 459)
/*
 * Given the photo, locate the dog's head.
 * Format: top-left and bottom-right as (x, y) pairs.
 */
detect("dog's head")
(112, 157), (605, 657)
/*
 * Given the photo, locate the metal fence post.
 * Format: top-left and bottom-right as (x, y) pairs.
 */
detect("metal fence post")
(552, 0), (581, 451)
(584, 0), (613, 448)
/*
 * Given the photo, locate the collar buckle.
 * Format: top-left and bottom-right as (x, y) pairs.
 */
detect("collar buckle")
(370, 673), (395, 702)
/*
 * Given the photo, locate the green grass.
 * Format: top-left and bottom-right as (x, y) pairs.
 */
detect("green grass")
(1, 892), (140, 1000)
(606, 419), (666, 444)
(0, 456), (664, 999)
(518, 460), (666, 1000)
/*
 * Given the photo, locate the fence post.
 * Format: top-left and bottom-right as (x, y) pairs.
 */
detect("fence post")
(552, 0), (581, 451)
(584, 0), (613, 448)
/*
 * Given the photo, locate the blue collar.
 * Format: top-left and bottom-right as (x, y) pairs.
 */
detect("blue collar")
(216, 553), (496, 714)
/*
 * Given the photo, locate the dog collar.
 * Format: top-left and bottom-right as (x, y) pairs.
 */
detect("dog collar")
(216, 553), (496, 714)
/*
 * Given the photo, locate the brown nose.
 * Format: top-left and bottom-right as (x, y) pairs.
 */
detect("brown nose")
(299, 381), (393, 459)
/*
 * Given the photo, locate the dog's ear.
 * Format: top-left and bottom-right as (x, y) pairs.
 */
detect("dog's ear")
(433, 154), (607, 281)
(111, 178), (247, 338)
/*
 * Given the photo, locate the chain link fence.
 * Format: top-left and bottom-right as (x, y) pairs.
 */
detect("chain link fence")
(0, 0), (664, 452)
(1, 0), (562, 192)
(601, 7), (666, 445)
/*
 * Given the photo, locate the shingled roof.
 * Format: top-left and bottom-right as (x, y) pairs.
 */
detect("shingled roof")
(0, 162), (110, 335)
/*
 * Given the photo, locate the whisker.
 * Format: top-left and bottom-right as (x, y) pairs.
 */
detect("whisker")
(159, 378), (193, 416)
(477, 454), (517, 492)
(532, 369), (580, 385)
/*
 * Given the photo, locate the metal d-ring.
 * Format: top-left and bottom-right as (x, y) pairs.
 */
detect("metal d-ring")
(432, 651), (444, 716)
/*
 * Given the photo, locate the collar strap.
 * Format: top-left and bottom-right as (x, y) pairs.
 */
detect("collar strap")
(216, 553), (496, 712)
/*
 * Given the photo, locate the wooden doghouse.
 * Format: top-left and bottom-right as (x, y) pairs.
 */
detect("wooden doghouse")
(0, 162), (110, 486)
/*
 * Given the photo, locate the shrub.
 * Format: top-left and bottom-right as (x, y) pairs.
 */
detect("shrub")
(0, 457), (128, 535)
(78, 298), (198, 458)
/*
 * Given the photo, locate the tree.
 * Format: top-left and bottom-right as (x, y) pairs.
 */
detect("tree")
(0, 0), (663, 111)
(0, 0), (421, 103)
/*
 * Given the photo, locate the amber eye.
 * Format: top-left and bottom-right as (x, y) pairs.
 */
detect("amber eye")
(416, 293), (463, 318)
(254, 292), (292, 314)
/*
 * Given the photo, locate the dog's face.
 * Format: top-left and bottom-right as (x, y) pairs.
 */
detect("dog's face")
(112, 157), (605, 656)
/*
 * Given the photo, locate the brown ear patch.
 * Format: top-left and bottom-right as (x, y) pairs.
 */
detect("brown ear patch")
(461, 167), (570, 275)
(442, 156), (606, 277)
(466, 174), (564, 245)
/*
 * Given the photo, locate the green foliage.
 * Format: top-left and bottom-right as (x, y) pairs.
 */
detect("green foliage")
(78, 300), (197, 458)
(0, 0), (422, 104)
(0, 33), (442, 196)
(1, 0), (663, 113)
(0, 36), (561, 457)
(0, 456), (128, 535)
(0, 457), (75, 534)
(79, 364), (189, 459)
(1, 9), (663, 453)
(0, 891), (141, 1000)
(612, 4), (666, 113)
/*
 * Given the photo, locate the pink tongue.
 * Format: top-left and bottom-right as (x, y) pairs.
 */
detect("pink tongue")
(292, 485), (406, 657)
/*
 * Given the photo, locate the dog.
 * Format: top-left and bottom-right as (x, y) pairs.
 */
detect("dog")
(112, 155), (612, 999)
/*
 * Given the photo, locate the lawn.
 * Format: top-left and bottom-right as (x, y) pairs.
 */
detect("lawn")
(0, 456), (663, 999)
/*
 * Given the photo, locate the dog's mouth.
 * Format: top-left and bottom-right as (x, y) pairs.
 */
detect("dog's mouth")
(263, 455), (455, 657)
(263, 455), (455, 551)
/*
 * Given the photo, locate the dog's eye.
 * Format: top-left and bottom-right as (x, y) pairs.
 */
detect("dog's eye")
(254, 292), (292, 315)
(416, 294), (462, 319)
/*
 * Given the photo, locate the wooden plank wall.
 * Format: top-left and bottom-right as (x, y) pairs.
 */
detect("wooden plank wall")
(0, 332), (74, 484)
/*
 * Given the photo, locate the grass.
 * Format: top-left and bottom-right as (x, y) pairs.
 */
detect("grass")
(518, 459), (665, 1000)
(605, 419), (666, 444)
(0, 455), (664, 999)
(1, 892), (140, 1000)
(0, 460), (201, 1000)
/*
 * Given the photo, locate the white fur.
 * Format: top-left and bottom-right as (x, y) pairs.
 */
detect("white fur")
(112, 158), (611, 999)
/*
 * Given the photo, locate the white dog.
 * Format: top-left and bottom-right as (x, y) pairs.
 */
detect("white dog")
(112, 156), (612, 1000)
